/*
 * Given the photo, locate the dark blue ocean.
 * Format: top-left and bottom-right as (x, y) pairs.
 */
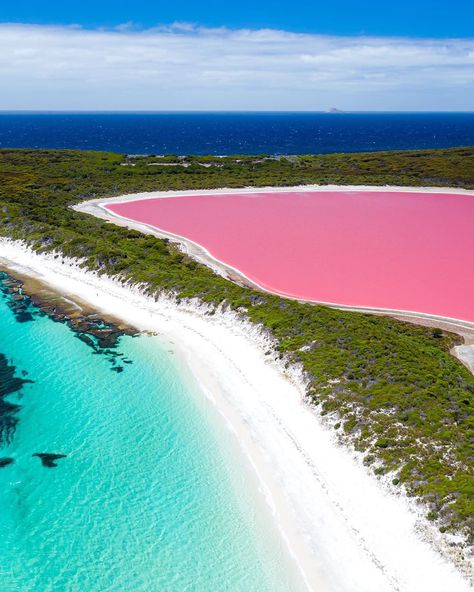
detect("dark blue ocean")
(0, 112), (473, 155)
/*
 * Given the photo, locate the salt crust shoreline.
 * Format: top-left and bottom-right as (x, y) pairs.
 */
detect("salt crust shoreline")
(0, 238), (472, 592)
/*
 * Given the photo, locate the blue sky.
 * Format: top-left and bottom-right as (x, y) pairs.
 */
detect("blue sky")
(0, 2), (473, 111)
(1, 0), (473, 38)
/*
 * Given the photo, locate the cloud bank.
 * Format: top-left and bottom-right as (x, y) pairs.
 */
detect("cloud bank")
(0, 23), (473, 110)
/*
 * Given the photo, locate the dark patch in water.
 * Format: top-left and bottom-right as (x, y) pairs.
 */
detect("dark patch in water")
(0, 457), (14, 468)
(0, 353), (33, 448)
(0, 272), (36, 323)
(34, 298), (137, 370)
(33, 453), (67, 468)
(75, 332), (96, 349)
(0, 271), (137, 371)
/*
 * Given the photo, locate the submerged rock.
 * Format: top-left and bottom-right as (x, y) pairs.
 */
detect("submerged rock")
(33, 453), (67, 468)
(1, 270), (137, 370)
(0, 457), (14, 468)
(0, 273), (35, 323)
(0, 353), (33, 447)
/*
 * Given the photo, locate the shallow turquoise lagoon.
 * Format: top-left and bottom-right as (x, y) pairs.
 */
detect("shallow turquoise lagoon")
(0, 274), (298, 591)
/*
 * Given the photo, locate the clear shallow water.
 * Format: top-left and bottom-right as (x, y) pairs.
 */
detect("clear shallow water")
(0, 275), (297, 591)
(0, 112), (473, 155)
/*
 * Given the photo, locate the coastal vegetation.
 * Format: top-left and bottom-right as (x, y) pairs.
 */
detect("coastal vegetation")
(0, 147), (473, 543)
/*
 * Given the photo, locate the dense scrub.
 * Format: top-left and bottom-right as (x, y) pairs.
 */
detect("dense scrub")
(0, 147), (473, 541)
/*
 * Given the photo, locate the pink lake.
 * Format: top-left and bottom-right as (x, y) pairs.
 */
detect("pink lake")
(106, 191), (474, 323)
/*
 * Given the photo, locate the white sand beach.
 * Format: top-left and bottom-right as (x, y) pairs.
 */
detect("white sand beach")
(0, 238), (472, 592)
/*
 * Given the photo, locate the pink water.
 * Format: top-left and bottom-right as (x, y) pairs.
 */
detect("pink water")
(106, 191), (474, 323)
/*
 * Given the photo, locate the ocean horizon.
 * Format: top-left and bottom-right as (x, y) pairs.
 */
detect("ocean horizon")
(0, 111), (473, 155)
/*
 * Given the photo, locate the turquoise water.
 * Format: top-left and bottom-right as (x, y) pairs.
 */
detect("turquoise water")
(0, 274), (297, 591)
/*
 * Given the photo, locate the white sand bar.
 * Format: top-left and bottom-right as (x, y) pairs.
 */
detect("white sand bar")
(0, 238), (472, 592)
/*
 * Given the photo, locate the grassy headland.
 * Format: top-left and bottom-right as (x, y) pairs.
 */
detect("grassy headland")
(0, 147), (473, 543)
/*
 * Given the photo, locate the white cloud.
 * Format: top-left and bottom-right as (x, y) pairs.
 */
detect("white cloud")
(0, 23), (473, 110)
